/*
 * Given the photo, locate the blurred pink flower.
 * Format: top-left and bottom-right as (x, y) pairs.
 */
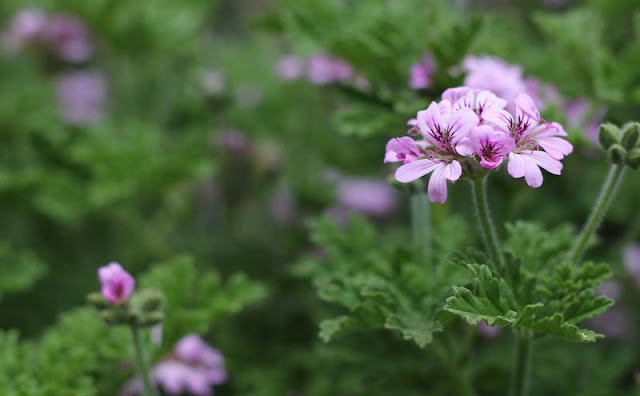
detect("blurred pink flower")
(408, 54), (435, 90)
(56, 71), (107, 125)
(477, 321), (501, 338)
(276, 54), (304, 81)
(462, 55), (528, 107)
(122, 334), (227, 396)
(306, 54), (353, 85)
(45, 14), (94, 63)
(215, 129), (251, 156)
(565, 98), (607, 145)
(98, 262), (135, 304)
(337, 177), (399, 216)
(624, 245), (640, 287)
(588, 280), (629, 338)
(1, 8), (48, 52)
(202, 68), (226, 95)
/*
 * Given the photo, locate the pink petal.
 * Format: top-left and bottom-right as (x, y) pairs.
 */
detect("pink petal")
(447, 108), (479, 145)
(427, 164), (449, 203)
(507, 152), (527, 178)
(482, 109), (513, 134)
(442, 161), (462, 181)
(515, 93), (540, 122)
(395, 159), (440, 183)
(530, 150), (563, 175)
(538, 137), (573, 160)
(475, 90), (507, 112)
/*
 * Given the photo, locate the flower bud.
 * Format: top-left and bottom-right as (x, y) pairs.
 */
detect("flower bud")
(608, 144), (626, 164)
(86, 292), (110, 309)
(598, 123), (620, 150)
(138, 289), (165, 312)
(140, 312), (165, 326)
(626, 148), (640, 169)
(621, 123), (640, 150)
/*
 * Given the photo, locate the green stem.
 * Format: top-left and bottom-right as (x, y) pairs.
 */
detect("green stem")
(509, 330), (533, 396)
(411, 182), (431, 259)
(130, 326), (157, 396)
(471, 176), (505, 269)
(567, 164), (626, 266)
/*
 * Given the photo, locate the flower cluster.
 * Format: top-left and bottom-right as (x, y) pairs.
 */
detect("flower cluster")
(123, 334), (227, 396)
(2, 8), (94, 63)
(385, 87), (573, 203)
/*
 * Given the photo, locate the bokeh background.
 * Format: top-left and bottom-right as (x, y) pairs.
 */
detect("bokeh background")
(0, 0), (639, 395)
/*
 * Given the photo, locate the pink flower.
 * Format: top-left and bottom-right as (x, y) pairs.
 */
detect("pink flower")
(306, 54), (353, 85)
(477, 321), (501, 338)
(98, 262), (135, 304)
(384, 136), (422, 164)
(276, 55), (304, 81)
(408, 54), (435, 90)
(624, 245), (640, 287)
(1, 8), (48, 52)
(565, 98), (607, 145)
(56, 71), (107, 125)
(44, 14), (94, 63)
(336, 177), (399, 216)
(462, 55), (528, 106)
(121, 334), (227, 396)
(443, 87), (507, 118)
(484, 93), (571, 187)
(388, 97), (478, 203)
(460, 125), (515, 169)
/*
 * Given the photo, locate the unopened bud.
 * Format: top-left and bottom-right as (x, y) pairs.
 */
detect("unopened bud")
(626, 148), (640, 169)
(86, 292), (109, 309)
(598, 123), (620, 150)
(101, 310), (117, 324)
(608, 144), (626, 164)
(140, 312), (165, 326)
(138, 290), (164, 312)
(621, 123), (640, 150)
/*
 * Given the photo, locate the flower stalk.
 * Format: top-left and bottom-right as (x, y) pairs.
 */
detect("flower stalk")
(567, 164), (626, 266)
(410, 180), (431, 259)
(130, 325), (157, 396)
(509, 329), (533, 396)
(471, 176), (505, 269)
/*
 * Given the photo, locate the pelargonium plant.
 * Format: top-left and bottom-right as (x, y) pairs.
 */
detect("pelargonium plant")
(384, 86), (639, 396)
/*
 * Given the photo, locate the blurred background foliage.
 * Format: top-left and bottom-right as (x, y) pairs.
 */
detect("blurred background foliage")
(0, 0), (639, 395)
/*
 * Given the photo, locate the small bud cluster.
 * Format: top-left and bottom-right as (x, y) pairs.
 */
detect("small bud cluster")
(598, 122), (640, 169)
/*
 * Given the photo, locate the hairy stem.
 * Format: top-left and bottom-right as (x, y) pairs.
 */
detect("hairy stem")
(509, 329), (533, 396)
(411, 182), (431, 259)
(130, 326), (157, 396)
(471, 176), (505, 269)
(567, 164), (626, 266)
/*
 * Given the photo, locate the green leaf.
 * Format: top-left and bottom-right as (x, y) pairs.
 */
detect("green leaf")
(384, 312), (443, 348)
(444, 264), (519, 326)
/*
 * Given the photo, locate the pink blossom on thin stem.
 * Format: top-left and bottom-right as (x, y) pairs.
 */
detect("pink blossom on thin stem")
(336, 177), (399, 217)
(98, 262), (135, 304)
(408, 54), (435, 90)
(384, 86), (572, 202)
